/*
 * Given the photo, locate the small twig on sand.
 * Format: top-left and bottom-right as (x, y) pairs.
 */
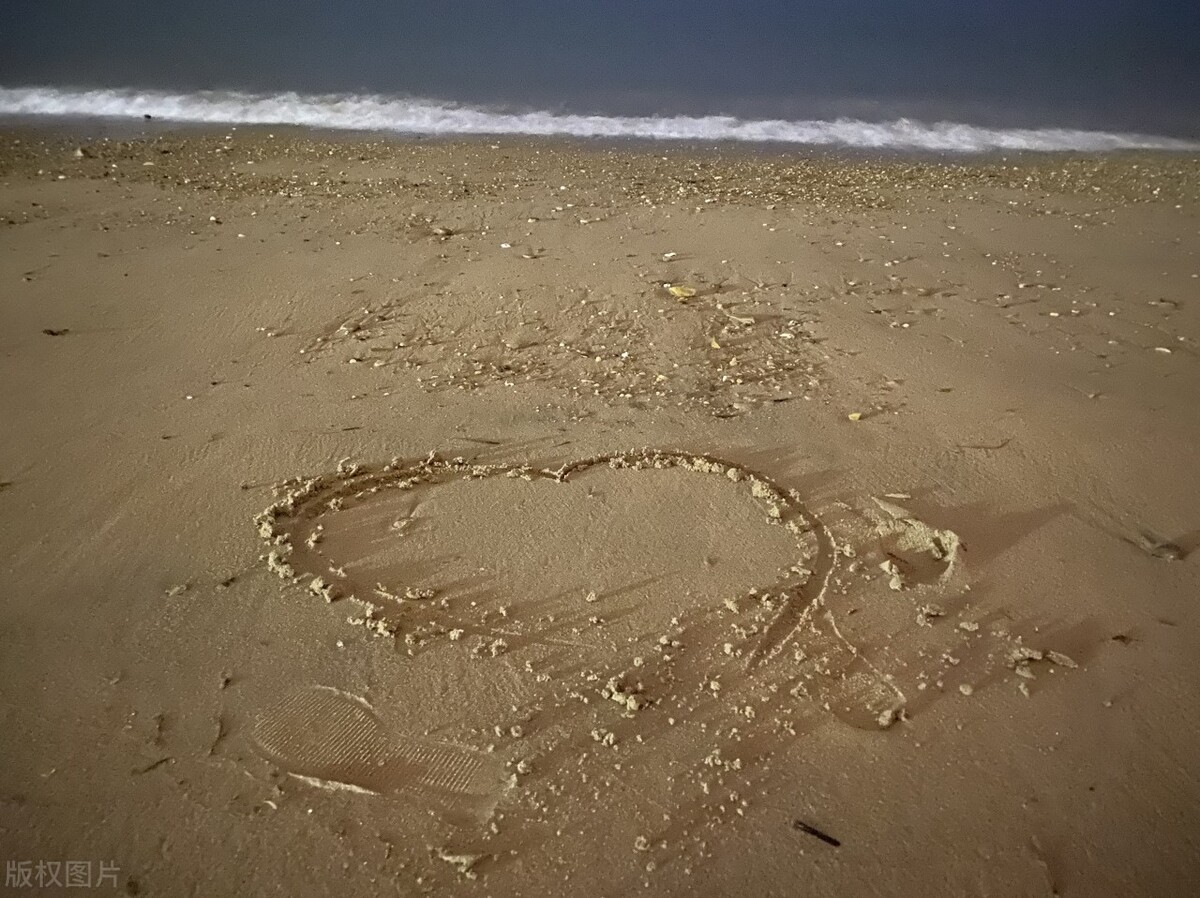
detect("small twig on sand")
(792, 819), (841, 847)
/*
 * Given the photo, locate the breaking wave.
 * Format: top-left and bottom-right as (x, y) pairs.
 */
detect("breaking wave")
(1, 86), (1196, 153)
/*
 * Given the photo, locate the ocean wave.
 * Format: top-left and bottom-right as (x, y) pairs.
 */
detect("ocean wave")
(1, 86), (1196, 153)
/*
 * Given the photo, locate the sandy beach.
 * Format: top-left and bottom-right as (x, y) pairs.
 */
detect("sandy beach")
(1, 127), (1198, 896)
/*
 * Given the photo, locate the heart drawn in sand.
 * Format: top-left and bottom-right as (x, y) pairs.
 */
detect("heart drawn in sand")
(259, 450), (834, 661)
(249, 450), (996, 884)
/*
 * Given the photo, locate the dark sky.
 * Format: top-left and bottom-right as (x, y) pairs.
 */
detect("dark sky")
(3, 1), (1198, 135)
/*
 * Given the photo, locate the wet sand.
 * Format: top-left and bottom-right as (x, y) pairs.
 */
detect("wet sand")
(1, 127), (1199, 896)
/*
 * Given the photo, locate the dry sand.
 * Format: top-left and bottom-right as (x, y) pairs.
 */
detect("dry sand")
(1, 127), (1199, 896)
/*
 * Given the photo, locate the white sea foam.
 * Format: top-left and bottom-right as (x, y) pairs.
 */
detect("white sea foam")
(1, 86), (1196, 153)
